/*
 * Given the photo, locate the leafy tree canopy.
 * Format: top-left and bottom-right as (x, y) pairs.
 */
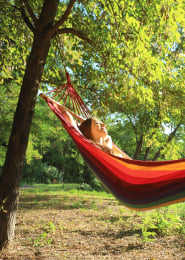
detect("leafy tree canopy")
(1, 0), (185, 166)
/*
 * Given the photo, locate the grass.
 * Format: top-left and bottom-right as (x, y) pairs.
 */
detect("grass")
(1, 183), (185, 259)
(21, 183), (113, 197)
(20, 183), (185, 242)
(20, 183), (113, 210)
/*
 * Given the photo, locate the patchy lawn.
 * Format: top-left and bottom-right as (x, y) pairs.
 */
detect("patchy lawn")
(0, 184), (185, 259)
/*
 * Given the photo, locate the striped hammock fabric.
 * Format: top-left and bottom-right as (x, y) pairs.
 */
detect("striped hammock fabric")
(42, 95), (185, 211)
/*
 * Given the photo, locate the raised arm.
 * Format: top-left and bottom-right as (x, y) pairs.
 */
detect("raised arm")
(39, 93), (85, 123)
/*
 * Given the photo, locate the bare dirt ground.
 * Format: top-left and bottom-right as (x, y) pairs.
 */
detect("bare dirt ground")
(0, 191), (185, 260)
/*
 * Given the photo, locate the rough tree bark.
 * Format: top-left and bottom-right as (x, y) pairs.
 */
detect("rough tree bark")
(0, 34), (52, 250)
(0, 0), (78, 250)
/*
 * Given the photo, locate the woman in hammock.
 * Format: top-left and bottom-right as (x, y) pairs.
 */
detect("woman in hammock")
(61, 109), (131, 159)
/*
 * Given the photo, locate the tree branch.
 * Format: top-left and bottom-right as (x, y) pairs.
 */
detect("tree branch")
(23, 0), (38, 26)
(152, 121), (182, 161)
(3, 1), (36, 32)
(57, 28), (93, 45)
(20, 6), (35, 32)
(52, 0), (76, 32)
(2, 1), (19, 11)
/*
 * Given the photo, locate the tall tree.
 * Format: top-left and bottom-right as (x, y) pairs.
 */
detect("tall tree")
(0, 0), (95, 249)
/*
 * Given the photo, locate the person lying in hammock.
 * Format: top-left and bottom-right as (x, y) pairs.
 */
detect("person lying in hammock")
(39, 93), (130, 158)
(61, 108), (131, 159)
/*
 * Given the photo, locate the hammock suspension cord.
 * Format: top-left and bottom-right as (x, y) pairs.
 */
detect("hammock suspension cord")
(46, 72), (92, 120)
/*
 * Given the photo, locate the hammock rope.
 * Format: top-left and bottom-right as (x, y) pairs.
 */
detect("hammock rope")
(40, 73), (185, 211)
(46, 72), (92, 119)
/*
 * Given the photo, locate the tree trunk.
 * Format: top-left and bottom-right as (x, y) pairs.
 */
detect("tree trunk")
(0, 0), (78, 249)
(143, 146), (151, 161)
(0, 23), (53, 251)
(133, 136), (143, 160)
(152, 122), (181, 161)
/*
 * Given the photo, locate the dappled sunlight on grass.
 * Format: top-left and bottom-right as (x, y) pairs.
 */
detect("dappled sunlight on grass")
(19, 183), (116, 211)
(1, 184), (184, 259)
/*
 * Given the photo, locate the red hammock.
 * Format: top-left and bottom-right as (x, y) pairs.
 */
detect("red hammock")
(40, 73), (185, 211)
